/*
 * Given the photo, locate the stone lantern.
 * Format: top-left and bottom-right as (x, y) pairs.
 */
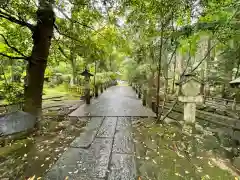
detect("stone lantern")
(80, 68), (93, 104)
(176, 74), (203, 133)
(229, 77), (240, 111)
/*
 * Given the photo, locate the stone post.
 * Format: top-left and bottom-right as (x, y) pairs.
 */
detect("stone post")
(142, 88), (147, 106)
(85, 76), (91, 104)
(151, 99), (156, 113)
(138, 85), (141, 99)
(95, 85), (98, 97)
(177, 74), (203, 133)
(135, 84), (138, 94)
(80, 68), (93, 104)
(100, 84), (103, 93)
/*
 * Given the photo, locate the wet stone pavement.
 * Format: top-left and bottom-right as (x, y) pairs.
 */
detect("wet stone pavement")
(69, 86), (155, 117)
(45, 86), (155, 180)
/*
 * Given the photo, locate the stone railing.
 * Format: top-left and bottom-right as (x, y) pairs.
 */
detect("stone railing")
(131, 82), (240, 140)
(68, 80), (117, 99)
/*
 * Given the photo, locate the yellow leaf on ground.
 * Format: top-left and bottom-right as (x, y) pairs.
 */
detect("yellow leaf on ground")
(28, 175), (35, 180)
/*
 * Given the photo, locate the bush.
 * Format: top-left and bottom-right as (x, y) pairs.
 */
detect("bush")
(1, 82), (24, 103)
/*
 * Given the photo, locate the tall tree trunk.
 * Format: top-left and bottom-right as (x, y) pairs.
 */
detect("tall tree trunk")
(235, 51), (240, 79)
(156, 23), (163, 117)
(176, 51), (184, 95)
(203, 37), (211, 103)
(24, 0), (55, 116)
(70, 54), (76, 85)
(222, 69), (233, 98)
(171, 54), (177, 94)
(199, 36), (209, 96)
(163, 48), (168, 94)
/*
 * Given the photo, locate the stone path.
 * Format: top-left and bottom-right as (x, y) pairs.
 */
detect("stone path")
(69, 86), (155, 117)
(45, 86), (155, 179)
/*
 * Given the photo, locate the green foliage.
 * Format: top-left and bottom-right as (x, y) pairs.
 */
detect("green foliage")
(1, 82), (24, 103)
(0, 0), (240, 104)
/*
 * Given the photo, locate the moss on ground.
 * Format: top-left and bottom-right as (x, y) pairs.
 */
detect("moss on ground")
(0, 117), (87, 179)
(133, 119), (238, 180)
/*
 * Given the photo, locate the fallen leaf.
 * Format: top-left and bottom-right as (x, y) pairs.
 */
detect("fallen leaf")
(28, 175), (35, 180)
(65, 176), (69, 180)
(152, 159), (157, 164)
(41, 164), (44, 167)
(74, 169), (79, 174)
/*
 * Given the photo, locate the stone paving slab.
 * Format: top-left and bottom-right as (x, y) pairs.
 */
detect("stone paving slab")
(71, 117), (104, 148)
(116, 117), (131, 131)
(69, 86), (156, 117)
(112, 129), (134, 154)
(96, 117), (117, 138)
(45, 138), (113, 179)
(107, 154), (136, 180)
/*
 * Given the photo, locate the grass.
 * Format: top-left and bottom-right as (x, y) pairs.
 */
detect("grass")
(133, 119), (238, 180)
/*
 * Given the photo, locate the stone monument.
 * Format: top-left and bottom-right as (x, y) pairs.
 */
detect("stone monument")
(0, 111), (36, 136)
(177, 74), (203, 133)
(80, 68), (93, 104)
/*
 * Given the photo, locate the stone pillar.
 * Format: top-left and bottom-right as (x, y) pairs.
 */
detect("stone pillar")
(95, 85), (98, 97)
(85, 76), (91, 104)
(138, 86), (141, 99)
(178, 96), (203, 133)
(142, 89), (147, 106)
(151, 99), (156, 113)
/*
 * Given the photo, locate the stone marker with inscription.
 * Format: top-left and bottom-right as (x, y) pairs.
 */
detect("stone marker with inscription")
(0, 111), (36, 136)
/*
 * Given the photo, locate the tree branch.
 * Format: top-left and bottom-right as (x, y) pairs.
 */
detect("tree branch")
(0, 34), (28, 58)
(53, 4), (105, 38)
(58, 45), (69, 59)
(189, 44), (217, 74)
(54, 24), (83, 43)
(0, 52), (28, 60)
(0, 9), (35, 31)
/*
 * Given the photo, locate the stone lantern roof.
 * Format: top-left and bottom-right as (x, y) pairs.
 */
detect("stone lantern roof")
(175, 73), (202, 86)
(80, 69), (94, 77)
(230, 77), (240, 88)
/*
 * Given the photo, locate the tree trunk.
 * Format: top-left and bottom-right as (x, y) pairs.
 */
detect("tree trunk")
(222, 70), (233, 98)
(176, 51), (184, 95)
(70, 54), (76, 85)
(203, 37), (211, 103)
(24, 1), (55, 116)
(156, 23), (164, 118)
(171, 54), (177, 94)
(162, 47), (168, 95)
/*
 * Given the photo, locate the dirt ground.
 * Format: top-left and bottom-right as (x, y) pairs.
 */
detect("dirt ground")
(133, 118), (239, 180)
(0, 97), (87, 180)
